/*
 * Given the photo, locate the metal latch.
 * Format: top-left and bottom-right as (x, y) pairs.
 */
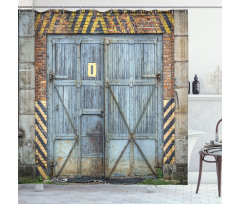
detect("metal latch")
(156, 73), (161, 79)
(99, 110), (104, 118)
(142, 72), (162, 79)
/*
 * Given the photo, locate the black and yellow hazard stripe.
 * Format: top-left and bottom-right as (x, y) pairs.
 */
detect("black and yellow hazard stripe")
(35, 101), (48, 179)
(35, 10), (174, 36)
(163, 98), (175, 164)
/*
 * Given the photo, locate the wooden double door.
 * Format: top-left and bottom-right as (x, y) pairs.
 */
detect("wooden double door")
(47, 35), (163, 178)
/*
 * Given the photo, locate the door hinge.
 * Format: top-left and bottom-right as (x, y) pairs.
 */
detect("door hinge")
(49, 73), (56, 82)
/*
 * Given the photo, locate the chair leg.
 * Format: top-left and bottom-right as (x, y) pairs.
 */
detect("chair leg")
(215, 156), (219, 178)
(196, 155), (203, 194)
(218, 157), (222, 197)
(216, 156), (220, 196)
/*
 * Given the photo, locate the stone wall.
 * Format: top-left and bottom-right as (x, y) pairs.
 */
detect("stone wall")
(18, 11), (36, 177)
(174, 10), (188, 181)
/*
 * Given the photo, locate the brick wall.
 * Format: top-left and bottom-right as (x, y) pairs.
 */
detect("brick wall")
(163, 33), (175, 99)
(35, 35), (47, 101)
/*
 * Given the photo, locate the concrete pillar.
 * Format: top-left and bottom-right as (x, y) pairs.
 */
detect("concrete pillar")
(18, 11), (36, 178)
(174, 10), (188, 182)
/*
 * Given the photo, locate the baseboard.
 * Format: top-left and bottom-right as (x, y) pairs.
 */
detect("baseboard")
(188, 172), (218, 184)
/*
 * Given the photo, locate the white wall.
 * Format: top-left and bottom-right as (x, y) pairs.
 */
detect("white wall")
(189, 8), (222, 94)
(188, 96), (222, 172)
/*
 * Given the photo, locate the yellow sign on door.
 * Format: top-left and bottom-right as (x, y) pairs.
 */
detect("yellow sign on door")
(88, 63), (97, 77)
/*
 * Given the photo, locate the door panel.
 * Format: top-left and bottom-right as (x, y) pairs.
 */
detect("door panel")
(48, 37), (104, 177)
(55, 43), (77, 80)
(105, 37), (163, 178)
(80, 41), (104, 177)
(52, 43), (78, 176)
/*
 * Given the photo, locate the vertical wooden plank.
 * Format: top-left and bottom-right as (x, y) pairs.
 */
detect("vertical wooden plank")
(63, 88), (69, 134)
(129, 40), (134, 175)
(79, 42), (83, 175)
(157, 35), (163, 164)
(47, 38), (53, 174)
(77, 41), (81, 175)
(104, 38), (109, 176)
(52, 40), (57, 176)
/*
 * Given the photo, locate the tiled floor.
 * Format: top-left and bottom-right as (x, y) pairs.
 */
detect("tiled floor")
(18, 184), (222, 204)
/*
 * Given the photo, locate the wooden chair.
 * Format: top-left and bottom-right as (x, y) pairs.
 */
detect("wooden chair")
(196, 119), (222, 197)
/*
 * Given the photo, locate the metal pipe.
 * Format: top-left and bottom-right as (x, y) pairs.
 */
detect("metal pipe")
(18, 5), (222, 9)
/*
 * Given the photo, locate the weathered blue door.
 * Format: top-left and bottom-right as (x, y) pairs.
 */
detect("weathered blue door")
(48, 35), (163, 178)
(47, 36), (104, 177)
(104, 37), (163, 178)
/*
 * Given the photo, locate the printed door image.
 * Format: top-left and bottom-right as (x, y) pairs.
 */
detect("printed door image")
(47, 37), (104, 177)
(47, 35), (163, 178)
(104, 37), (163, 178)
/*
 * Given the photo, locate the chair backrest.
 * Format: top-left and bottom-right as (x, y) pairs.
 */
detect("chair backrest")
(215, 119), (222, 142)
